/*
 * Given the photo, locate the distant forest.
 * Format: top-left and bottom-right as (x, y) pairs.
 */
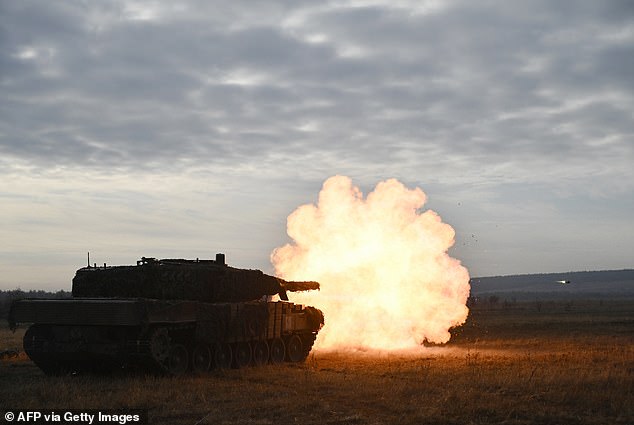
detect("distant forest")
(471, 269), (634, 300)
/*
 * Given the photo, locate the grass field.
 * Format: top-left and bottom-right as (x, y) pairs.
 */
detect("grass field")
(1, 299), (632, 425)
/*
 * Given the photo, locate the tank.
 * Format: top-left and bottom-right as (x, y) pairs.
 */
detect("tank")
(8, 254), (324, 375)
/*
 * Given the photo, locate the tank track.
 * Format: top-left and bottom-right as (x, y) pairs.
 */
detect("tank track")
(299, 332), (317, 361)
(22, 324), (319, 376)
(23, 324), (129, 375)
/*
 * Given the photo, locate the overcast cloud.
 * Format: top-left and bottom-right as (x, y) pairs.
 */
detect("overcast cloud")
(1, 0), (633, 290)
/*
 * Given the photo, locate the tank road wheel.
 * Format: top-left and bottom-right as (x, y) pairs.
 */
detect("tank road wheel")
(192, 344), (212, 374)
(167, 344), (189, 375)
(252, 341), (269, 366)
(149, 328), (171, 368)
(268, 338), (285, 364)
(286, 335), (304, 363)
(213, 342), (232, 369)
(234, 341), (252, 368)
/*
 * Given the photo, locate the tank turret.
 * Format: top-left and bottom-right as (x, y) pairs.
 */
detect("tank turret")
(72, 254), (319, 302)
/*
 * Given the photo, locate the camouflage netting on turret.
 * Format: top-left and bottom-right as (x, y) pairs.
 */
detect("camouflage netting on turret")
(72, 261), (284, 302)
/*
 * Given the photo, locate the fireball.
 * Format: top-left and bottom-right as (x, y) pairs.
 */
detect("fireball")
(272, 175), (470, 350)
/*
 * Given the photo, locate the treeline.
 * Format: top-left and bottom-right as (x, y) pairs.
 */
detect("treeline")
(0, 289), (70, 321)
(473, 269), (634, 285)
(470, 269), (634, 295)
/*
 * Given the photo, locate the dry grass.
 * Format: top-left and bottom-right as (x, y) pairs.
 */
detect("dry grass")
(1, 299), (632, 425)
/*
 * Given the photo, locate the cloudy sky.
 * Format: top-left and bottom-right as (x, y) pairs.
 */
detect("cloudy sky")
(1, 0), (633, 290)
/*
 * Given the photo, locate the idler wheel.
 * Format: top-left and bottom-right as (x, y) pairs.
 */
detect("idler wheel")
(23, 325), (66, 376)
(192, 344), (212, 373)
(213, 342), (232, 369)
(167, 344), (189, 375)
(268, 338), (285, 364)
(286, 335), (304, 363)
(252, 341), (269, 366)
(233, 341), (252, 368)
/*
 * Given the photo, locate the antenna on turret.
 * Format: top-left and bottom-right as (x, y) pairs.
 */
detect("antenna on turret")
(87, 252), (90, 268)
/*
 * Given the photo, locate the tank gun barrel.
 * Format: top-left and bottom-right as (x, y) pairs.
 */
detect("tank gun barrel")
(275, 278), (319, 301)
(277, 279), (320, 293)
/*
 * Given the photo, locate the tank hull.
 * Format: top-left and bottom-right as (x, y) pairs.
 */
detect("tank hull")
(10, 298), (323, 375)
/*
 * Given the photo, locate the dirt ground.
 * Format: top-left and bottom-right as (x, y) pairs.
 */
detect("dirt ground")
(1, 299), (632, 425)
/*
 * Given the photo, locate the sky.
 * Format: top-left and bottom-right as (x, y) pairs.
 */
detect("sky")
(1, 0), (633, 291)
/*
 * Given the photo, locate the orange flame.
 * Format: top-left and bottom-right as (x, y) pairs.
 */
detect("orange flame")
(272, 176), (470, 350)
